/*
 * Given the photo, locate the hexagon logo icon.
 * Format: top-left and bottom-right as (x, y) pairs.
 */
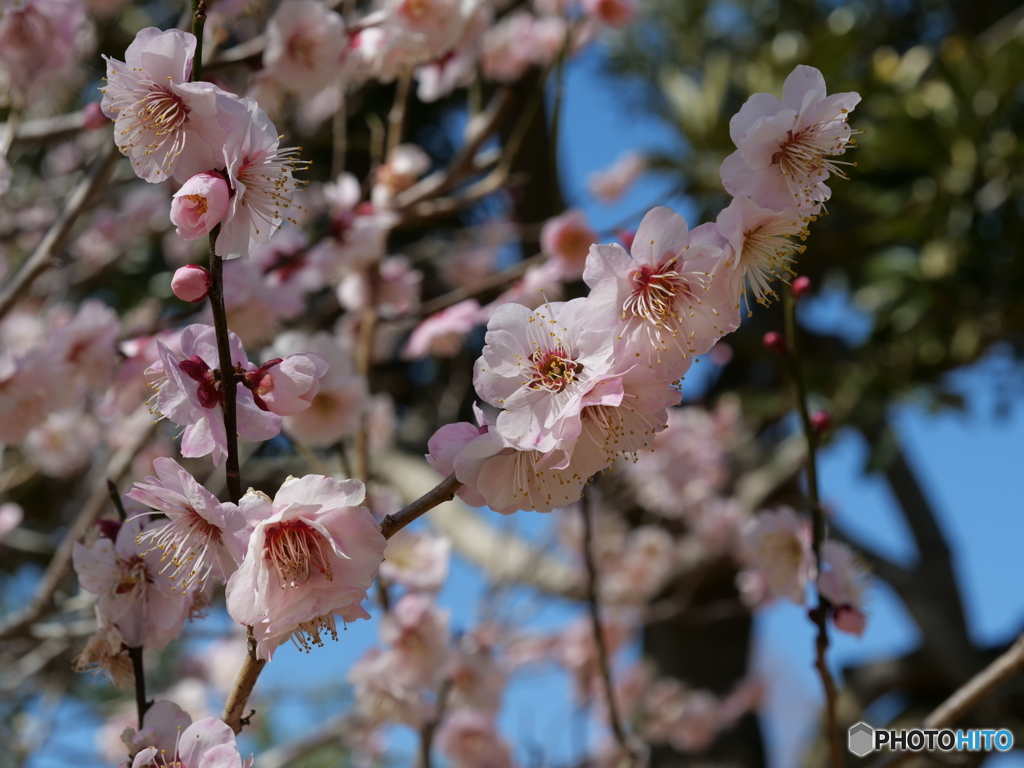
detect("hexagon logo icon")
(849, 722), (875, 757)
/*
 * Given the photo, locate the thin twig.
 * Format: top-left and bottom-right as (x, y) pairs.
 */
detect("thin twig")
(386, 69), (412, 157)
(106, 479), (127, 520)
(0, 140), (120, 323)
(580, 491), (635, 764)
(0, 410), (155, 640)
(206, 229), (242, 504)
(3, 110), (86, 144)
(414, 252), (546, 318)
(191, 0), (208, 82)
(870, 631), (1024, 768)
(222, 625), (267, 734)
(127, 646), (151, 729)
(782, 285), (842, 768)
(379, 473), (462, 540)
(419, 678), (452, 768)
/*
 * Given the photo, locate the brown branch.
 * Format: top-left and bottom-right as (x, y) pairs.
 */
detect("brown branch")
(419, 678), (452, 768)
(0, 140), (120, 323)
(127, 646), (151, 729)
(380, 473), (463, 540)
(0, 408), (155, 640)
(386, 69), (412, 157)
(782, 286), (842, 768)
(222, 625), (266, 735)
(190, 0), (208, 82)
(870, 632), (1024, 768)
(3, 110), (85, 145)
(580, 491), (636, 764)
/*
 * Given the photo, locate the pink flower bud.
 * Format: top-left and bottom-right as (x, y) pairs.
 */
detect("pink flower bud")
(171, 265), (212, 303)
(792, 275), (812, 298)
(82, 101), (108, 130)
(811, 410), (832, 433)
(833, 605), (866, 636)
(244, 353), (330, 416)
(762, 331), (787, 355)
(170, 172), (231, 240)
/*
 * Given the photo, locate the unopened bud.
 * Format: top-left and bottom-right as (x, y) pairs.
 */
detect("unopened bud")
(171, 264), (212, 303)
(811, 410), (832, 433)
(170, 171), (231, 240)
(762, 331), (787, 355)
(792, 275), (812, 298)
(82, 101), (108, 130)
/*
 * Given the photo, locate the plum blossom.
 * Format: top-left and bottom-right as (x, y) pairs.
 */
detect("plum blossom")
(0, 503), (23, 543)
(23, 410), (100, 478)
(818, 540), (868, 636)
(225, 475), (386, 660)
(338, 255), (422, 317)
(380, 529), (451, 591)
(581, 206), (740, 378)
(72, 517), (195, 649)
(127, 457), (250, 590)
(268, 331), (368, 447)
(715, 194), (807, 309)
(741, 507), (816, 604)
(378, 593), (451, 687)
(587, 151), (646, 202)
(372, 143), (431, 209)
(126, 701), (251, 768)
(540, 209), (597, 280)
(171, 172), (231, 240)
(436, 712), (517, 768)
(264, 0), (347, 96)
(402, 299), (481, 359)
(446, 629), (506, 713)
(720, 65), (860, 213)
(50, 298), (121, 392)
(101, 28), (248, 182)
(216, 99), (306, 259)
(150, 324), (282, 465)
(73, 607), (134, 687)
(0, 0), (84, 97)
(241, 352), (329, 416)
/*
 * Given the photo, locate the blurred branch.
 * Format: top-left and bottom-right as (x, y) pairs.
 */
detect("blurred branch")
(414, 252), (545, 318)
(782, 286), (842, 768)
(419, 678), (451, 768)
(0, 409), (155, 640)
(0, 139), (120, 323)
(386, 69), (412, 156)
(581, 491), (637, 764)
(870, 632), (1024, 768)
(256, 715), (353, 768)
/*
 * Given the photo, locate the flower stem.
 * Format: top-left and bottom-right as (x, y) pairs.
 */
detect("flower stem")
(379, 473), (462, 540)
(782, 284), (842, 768)
(127, 646), (150, 729)
(190, 0), (208, 83)
(206, 226), (242, 504)
(222, 625), (267, 734)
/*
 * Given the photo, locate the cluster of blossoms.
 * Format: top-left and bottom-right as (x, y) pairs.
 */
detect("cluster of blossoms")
(428, 64), (860, 515)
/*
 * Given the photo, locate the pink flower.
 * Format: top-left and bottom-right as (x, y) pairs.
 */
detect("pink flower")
(171, 265), (212, 303)
(402, 299), (482, 359)
(349, 647), (431, 727)
(818, 540), (868, 636)
(50, 299), (121, 392)
(581, 206), (740, 378)
(581, 0), (637, 28)
(0, 347), (67, 443)
(446, 630), (506, 713)
(72, 518), (195, 649)
(379, 593), (451, 688)
(242, 352), (330, 416)
(436, 712), (516, 768)
(556, 617), (630, 702)
(372, 144), (431, 209)
(540, 209), (598, 281)
(101, 28), (249, 183)
(600, 525), (676, 605)
(741, 507), (816, 604)
(23, 410), (100, 478)
(0, 0), (84, 97)
(128, 702), (252, 768)
(151, 324), (282, 465)
(587, 151), (646, 202)
(720, 65), (860, 213)
(715, 194), (807, 309)
(380, 530), (451, 591)
(216, 101), (305, 259)
(269, 331), (368, 447)
(480, 12), (536, 83)
(264, 0), (347, 96)
(171, 172), (231, 240)
(225, 475), (386, 660)
(0, 503), (23, 543)
(127, 457), (250, 590)
(338, 255), (422, 317)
